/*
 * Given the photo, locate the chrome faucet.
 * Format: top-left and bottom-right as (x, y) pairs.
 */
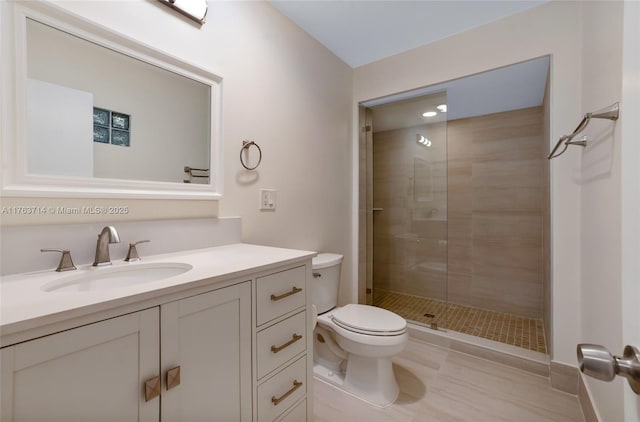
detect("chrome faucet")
(93, 226), (120, 266)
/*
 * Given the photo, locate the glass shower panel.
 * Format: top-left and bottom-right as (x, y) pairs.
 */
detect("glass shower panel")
(370, 91), (448, 331)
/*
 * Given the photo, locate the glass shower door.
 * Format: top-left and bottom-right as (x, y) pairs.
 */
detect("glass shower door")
(368, 91), (448, 331)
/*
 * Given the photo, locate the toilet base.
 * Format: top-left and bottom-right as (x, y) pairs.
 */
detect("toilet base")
(344, 354), (400, 406)
(313, 356), (400, 408)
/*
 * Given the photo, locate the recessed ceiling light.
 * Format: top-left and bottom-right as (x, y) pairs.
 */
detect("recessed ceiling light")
(422, 111), (437, 117)
(437, 104), (447, 112)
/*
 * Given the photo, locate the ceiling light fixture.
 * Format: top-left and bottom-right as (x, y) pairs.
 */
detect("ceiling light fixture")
(436, 104), (447, 112)
(422, 111), (437, 117)
(158, 0), (208, 25)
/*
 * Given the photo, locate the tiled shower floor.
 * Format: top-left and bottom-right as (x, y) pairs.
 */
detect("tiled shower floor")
(373, 289), (547, 354)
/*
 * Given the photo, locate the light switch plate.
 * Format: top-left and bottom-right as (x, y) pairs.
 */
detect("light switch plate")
(259, 189), (276, 211)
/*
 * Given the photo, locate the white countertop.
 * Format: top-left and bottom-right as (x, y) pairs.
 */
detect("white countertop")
(1, 243), (315, 341)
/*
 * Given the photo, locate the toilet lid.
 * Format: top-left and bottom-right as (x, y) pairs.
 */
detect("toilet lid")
(331, 304), (406, 335)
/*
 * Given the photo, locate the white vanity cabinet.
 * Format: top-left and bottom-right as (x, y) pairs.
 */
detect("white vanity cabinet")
(0, 282), (252, 422)
(0, 247), (313, 422)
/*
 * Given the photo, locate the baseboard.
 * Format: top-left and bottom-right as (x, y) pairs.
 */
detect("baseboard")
(550, 360), (579, 394)
(578, 373), (600, 422)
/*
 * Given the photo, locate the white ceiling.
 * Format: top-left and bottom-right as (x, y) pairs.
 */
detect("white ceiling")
(269, 0), (547, 68)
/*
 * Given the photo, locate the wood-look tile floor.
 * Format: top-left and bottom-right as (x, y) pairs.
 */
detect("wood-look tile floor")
(313, 338), (584, 422)
(374, 290), (547, 354)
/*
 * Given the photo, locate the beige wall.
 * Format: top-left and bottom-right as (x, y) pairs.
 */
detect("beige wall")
(2, 1), (353, 302)
(354, 0), (583, 365)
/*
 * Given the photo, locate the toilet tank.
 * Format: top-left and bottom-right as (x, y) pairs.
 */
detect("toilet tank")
(312, 253), (343, 314)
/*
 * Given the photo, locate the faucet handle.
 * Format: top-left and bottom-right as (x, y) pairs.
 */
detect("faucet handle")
(125, 240), (150, 262)
(41, 248), (77, 272)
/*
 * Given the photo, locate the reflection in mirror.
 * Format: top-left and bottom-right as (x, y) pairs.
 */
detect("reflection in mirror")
(26, 18), (210, 184)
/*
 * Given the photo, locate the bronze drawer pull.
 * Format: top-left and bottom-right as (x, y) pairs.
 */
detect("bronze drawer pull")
(271, 334), (303, 354)
(166, 366), (181, 390)
(270, 287), (302, 301)
(271, 380), (303, 406)
(144, 376), (161, 402)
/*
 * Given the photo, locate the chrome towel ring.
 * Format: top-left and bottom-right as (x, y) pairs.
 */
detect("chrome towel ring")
(240, 140), (262, 170)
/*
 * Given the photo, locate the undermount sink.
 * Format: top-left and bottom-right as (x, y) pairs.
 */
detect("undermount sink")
(42, 262), (193, 293)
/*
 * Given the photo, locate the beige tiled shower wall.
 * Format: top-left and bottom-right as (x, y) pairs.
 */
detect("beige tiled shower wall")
(448, 107), (545, 319)
(373, 106), (546, 320)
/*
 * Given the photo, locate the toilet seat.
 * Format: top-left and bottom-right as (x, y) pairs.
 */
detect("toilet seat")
(331, 304), (406, 336)
(316, 304), (407, 347)
(316, 308), (408, 351)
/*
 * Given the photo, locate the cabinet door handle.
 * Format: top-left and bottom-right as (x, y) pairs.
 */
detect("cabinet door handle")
(271, 380), (303, 406)
(270, 287), (302, 301)
(166, 366), (181, 390)
(144, 376), (161, 401)
(271, 334), (303, 354)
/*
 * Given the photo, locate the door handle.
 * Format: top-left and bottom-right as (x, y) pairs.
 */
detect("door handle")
(577, 344), (640, 395)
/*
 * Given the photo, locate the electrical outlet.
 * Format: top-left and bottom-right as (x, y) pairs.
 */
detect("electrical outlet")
(259, 189), (276, 211)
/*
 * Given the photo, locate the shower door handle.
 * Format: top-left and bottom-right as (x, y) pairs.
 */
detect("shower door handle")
(577, 344), (640, 395)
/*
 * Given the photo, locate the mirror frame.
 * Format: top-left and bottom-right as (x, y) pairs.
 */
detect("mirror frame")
(1, 1), (223, 200)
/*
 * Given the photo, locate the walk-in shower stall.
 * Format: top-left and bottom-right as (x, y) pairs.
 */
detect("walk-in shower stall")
(361, 57), (551, 356)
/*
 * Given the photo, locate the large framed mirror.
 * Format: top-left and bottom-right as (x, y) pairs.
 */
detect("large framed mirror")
(1, 1), (223, 199)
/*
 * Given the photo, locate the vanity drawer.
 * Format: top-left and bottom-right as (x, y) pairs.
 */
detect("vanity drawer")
(256, 266), (306, 326)
(276, 398), (306, 422)
(257, 355), (307, 422)
(257, 311), (306, 379)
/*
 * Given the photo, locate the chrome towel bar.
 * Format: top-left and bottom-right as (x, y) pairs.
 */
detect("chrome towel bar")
(548, 102), (619, 160)
(183, 166), (209, 183)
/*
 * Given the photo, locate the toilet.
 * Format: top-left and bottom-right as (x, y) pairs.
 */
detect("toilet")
(311, 253), (408, 407)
